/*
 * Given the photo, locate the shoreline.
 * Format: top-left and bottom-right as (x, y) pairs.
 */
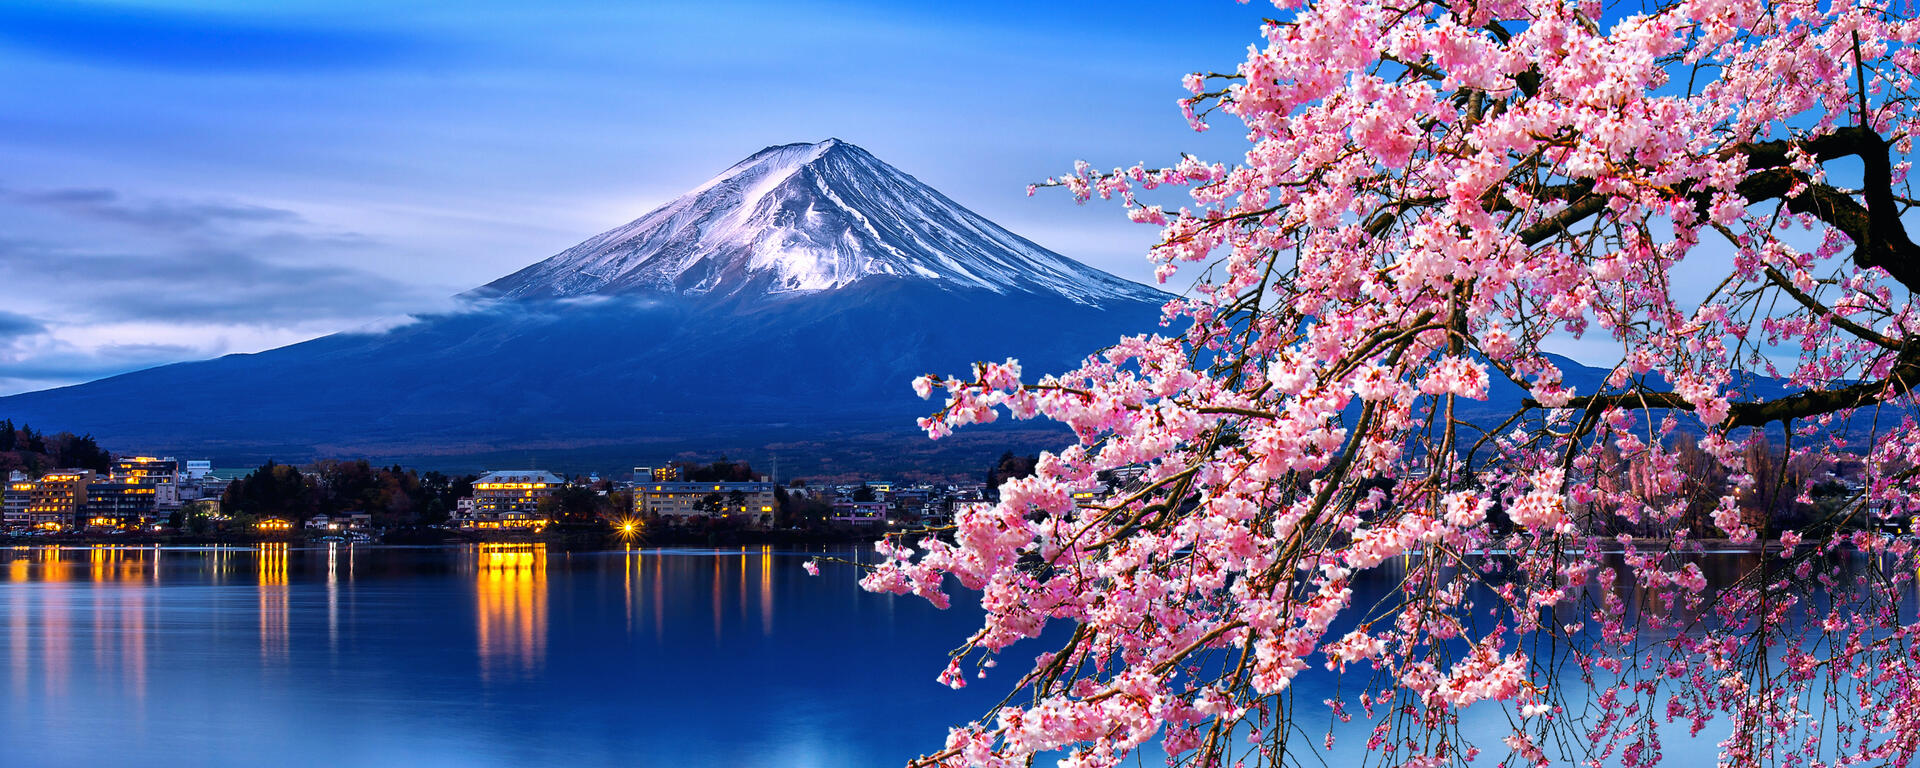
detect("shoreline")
(0, 525), (900, 550)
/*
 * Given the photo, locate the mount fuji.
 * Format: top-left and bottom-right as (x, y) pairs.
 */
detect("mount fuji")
(480, 139), (1160, 306)
(0, 140), (1174, 475)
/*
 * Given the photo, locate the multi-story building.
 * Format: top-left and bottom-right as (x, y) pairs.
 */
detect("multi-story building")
(634, 466), (683, 482)
(112, 456), (182, 512)
(25, 470), (96, 531)
(635, 481), (777, 528)
(459, 470), (564, 529)
(184, 460), (212, 481)
(3, 471), (32, 530)
(830, 500), (889, 526)
(82, 482), (160, 529)
(307, 513), (373, 532)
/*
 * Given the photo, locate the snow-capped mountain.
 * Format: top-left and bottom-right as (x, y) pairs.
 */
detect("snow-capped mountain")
(0, 141), (1174, 475)
(480, 139), (1162, 306)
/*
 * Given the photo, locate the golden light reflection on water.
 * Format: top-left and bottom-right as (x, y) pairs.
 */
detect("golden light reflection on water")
(87, 545), (150, 583)
(475, 544), (547, 676)
(5, 547), (168, 706)
(7, 556), (26, 698)
(258, 543), (289, 662)
(760, 546), (773, 635)
(38, 548), (68, 583)
(624, 547), (636, 633)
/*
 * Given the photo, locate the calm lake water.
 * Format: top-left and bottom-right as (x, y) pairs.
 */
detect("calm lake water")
(4, 544), (1910, 767)
(0, 544), (1009, 768)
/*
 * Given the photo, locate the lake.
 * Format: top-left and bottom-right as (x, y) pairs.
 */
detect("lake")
(3, 543), (1908, 767)
(0, 543), (1012, 768)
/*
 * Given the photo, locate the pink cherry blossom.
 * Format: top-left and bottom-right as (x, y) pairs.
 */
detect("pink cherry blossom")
(872, 1), (1920, 766)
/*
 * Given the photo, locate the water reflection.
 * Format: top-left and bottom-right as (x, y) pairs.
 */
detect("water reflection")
(259, 543), (289, 662)
(474, 544), (547, 676)
(760, 546), (773, 635)
(7, 558), (25, 696)
(326, 544), (340, 654)
(40, 547), (67, 583)
(0, 546), (1256, 766)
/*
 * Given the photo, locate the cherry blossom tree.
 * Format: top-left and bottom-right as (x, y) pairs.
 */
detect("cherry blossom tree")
(858, 0), (1920, 765)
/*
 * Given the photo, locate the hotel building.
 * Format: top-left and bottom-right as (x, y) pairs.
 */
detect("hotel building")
(634, 480), (777, 528)
(23, 470), (95, 531)
(3, 471), (32, 529)
(111, 456), (182, 512)
(83, 482), (160, 529)
(830, 500), (889, 525)
(461, 470), (564, 529)
(633, 466), (682, 482)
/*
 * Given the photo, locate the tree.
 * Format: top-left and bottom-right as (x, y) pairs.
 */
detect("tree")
(537, 484), (608, 524)
(421, 496), (449, 526)
(41, 432), (111, 472)
(222, 461), (317, 521)
(860, 3), (1920, 767)
(983, 451), (1038, 497)
(780, 488), (832, 527)
(681, 457), (758, 482)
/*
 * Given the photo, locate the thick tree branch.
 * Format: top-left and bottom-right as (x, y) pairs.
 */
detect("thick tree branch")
(1733, 127), (1920, 291)
(1523, 350), (1920, 428)
(1492, 126), (1920, 291)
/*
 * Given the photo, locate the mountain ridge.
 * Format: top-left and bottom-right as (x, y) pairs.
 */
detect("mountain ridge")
(476, 139), (1164, 306)
(0, 140), (1176, 474)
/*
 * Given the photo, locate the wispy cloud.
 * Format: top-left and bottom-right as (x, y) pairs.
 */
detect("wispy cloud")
(5, 186), (303, 232)
(0, 184), (453, 394)
(0, 2), (440, 72)
(0, 338), (209, 396)
(0, 239), (440, 324)
(0, 310), (48, 340)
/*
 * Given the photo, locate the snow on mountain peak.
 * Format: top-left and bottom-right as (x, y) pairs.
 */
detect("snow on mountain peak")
(479, 139), (1164, 306)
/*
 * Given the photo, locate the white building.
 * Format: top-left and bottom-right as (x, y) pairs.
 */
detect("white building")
(635, 481), (777, 528)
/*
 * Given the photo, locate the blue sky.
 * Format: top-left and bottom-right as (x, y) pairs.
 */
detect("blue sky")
(0, 0), (1263, 395)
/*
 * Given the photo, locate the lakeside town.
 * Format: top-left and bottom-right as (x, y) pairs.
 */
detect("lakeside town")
(0, 422), (1114, 544)
(3, 432), (1912, 546)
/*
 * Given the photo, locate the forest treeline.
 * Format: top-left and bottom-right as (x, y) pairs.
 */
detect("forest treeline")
(0, 418), (114, 476)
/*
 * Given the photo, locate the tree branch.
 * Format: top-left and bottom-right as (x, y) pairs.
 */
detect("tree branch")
(1522, 350), (1920, 428)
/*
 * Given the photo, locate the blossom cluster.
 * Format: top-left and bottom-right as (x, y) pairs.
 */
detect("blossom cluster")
(869, 0), (1920, 766)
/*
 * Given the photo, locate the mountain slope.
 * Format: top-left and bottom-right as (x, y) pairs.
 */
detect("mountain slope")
(0, 140), (1176, 475)
(480, 139), (1160, 306)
